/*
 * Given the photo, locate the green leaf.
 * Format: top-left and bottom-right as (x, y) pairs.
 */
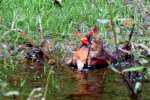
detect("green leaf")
(122, 66), (145, 73)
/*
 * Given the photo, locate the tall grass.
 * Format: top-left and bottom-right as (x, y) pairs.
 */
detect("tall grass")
(0, 0), (132, 42)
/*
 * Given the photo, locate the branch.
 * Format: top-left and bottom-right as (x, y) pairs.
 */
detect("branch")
(118, 47), (131, 55)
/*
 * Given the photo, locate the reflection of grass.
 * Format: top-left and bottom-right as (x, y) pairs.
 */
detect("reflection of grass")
(43, 66), (53, 99)
(102, 72), (150, 100)
(142, 82), (150, 100)
(102, 72), (130, 100)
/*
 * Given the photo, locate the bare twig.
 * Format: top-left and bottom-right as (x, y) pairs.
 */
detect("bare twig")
(118, 47), (131, 55)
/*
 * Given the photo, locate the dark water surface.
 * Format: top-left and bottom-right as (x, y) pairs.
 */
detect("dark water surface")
(3, 61), (150, 100)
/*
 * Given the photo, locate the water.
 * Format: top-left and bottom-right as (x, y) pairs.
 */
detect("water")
(2, 60), (150, 100)
(64, 68), (108, 100)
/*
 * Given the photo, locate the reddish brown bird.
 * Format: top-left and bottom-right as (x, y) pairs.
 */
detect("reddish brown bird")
(66, 26), (110, 71)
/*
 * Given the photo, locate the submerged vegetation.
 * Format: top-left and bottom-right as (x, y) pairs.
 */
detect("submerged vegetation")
(0, 0), (150, 100)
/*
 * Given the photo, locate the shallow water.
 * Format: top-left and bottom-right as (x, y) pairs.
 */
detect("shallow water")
(2, 60), (150, 100)
(63, 68), (108, 100)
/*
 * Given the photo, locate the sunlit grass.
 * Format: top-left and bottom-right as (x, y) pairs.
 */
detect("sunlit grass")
(0, 0), (131, 42)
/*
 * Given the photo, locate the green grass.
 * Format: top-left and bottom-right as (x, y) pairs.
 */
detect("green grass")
(0, 0), (131, 42)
